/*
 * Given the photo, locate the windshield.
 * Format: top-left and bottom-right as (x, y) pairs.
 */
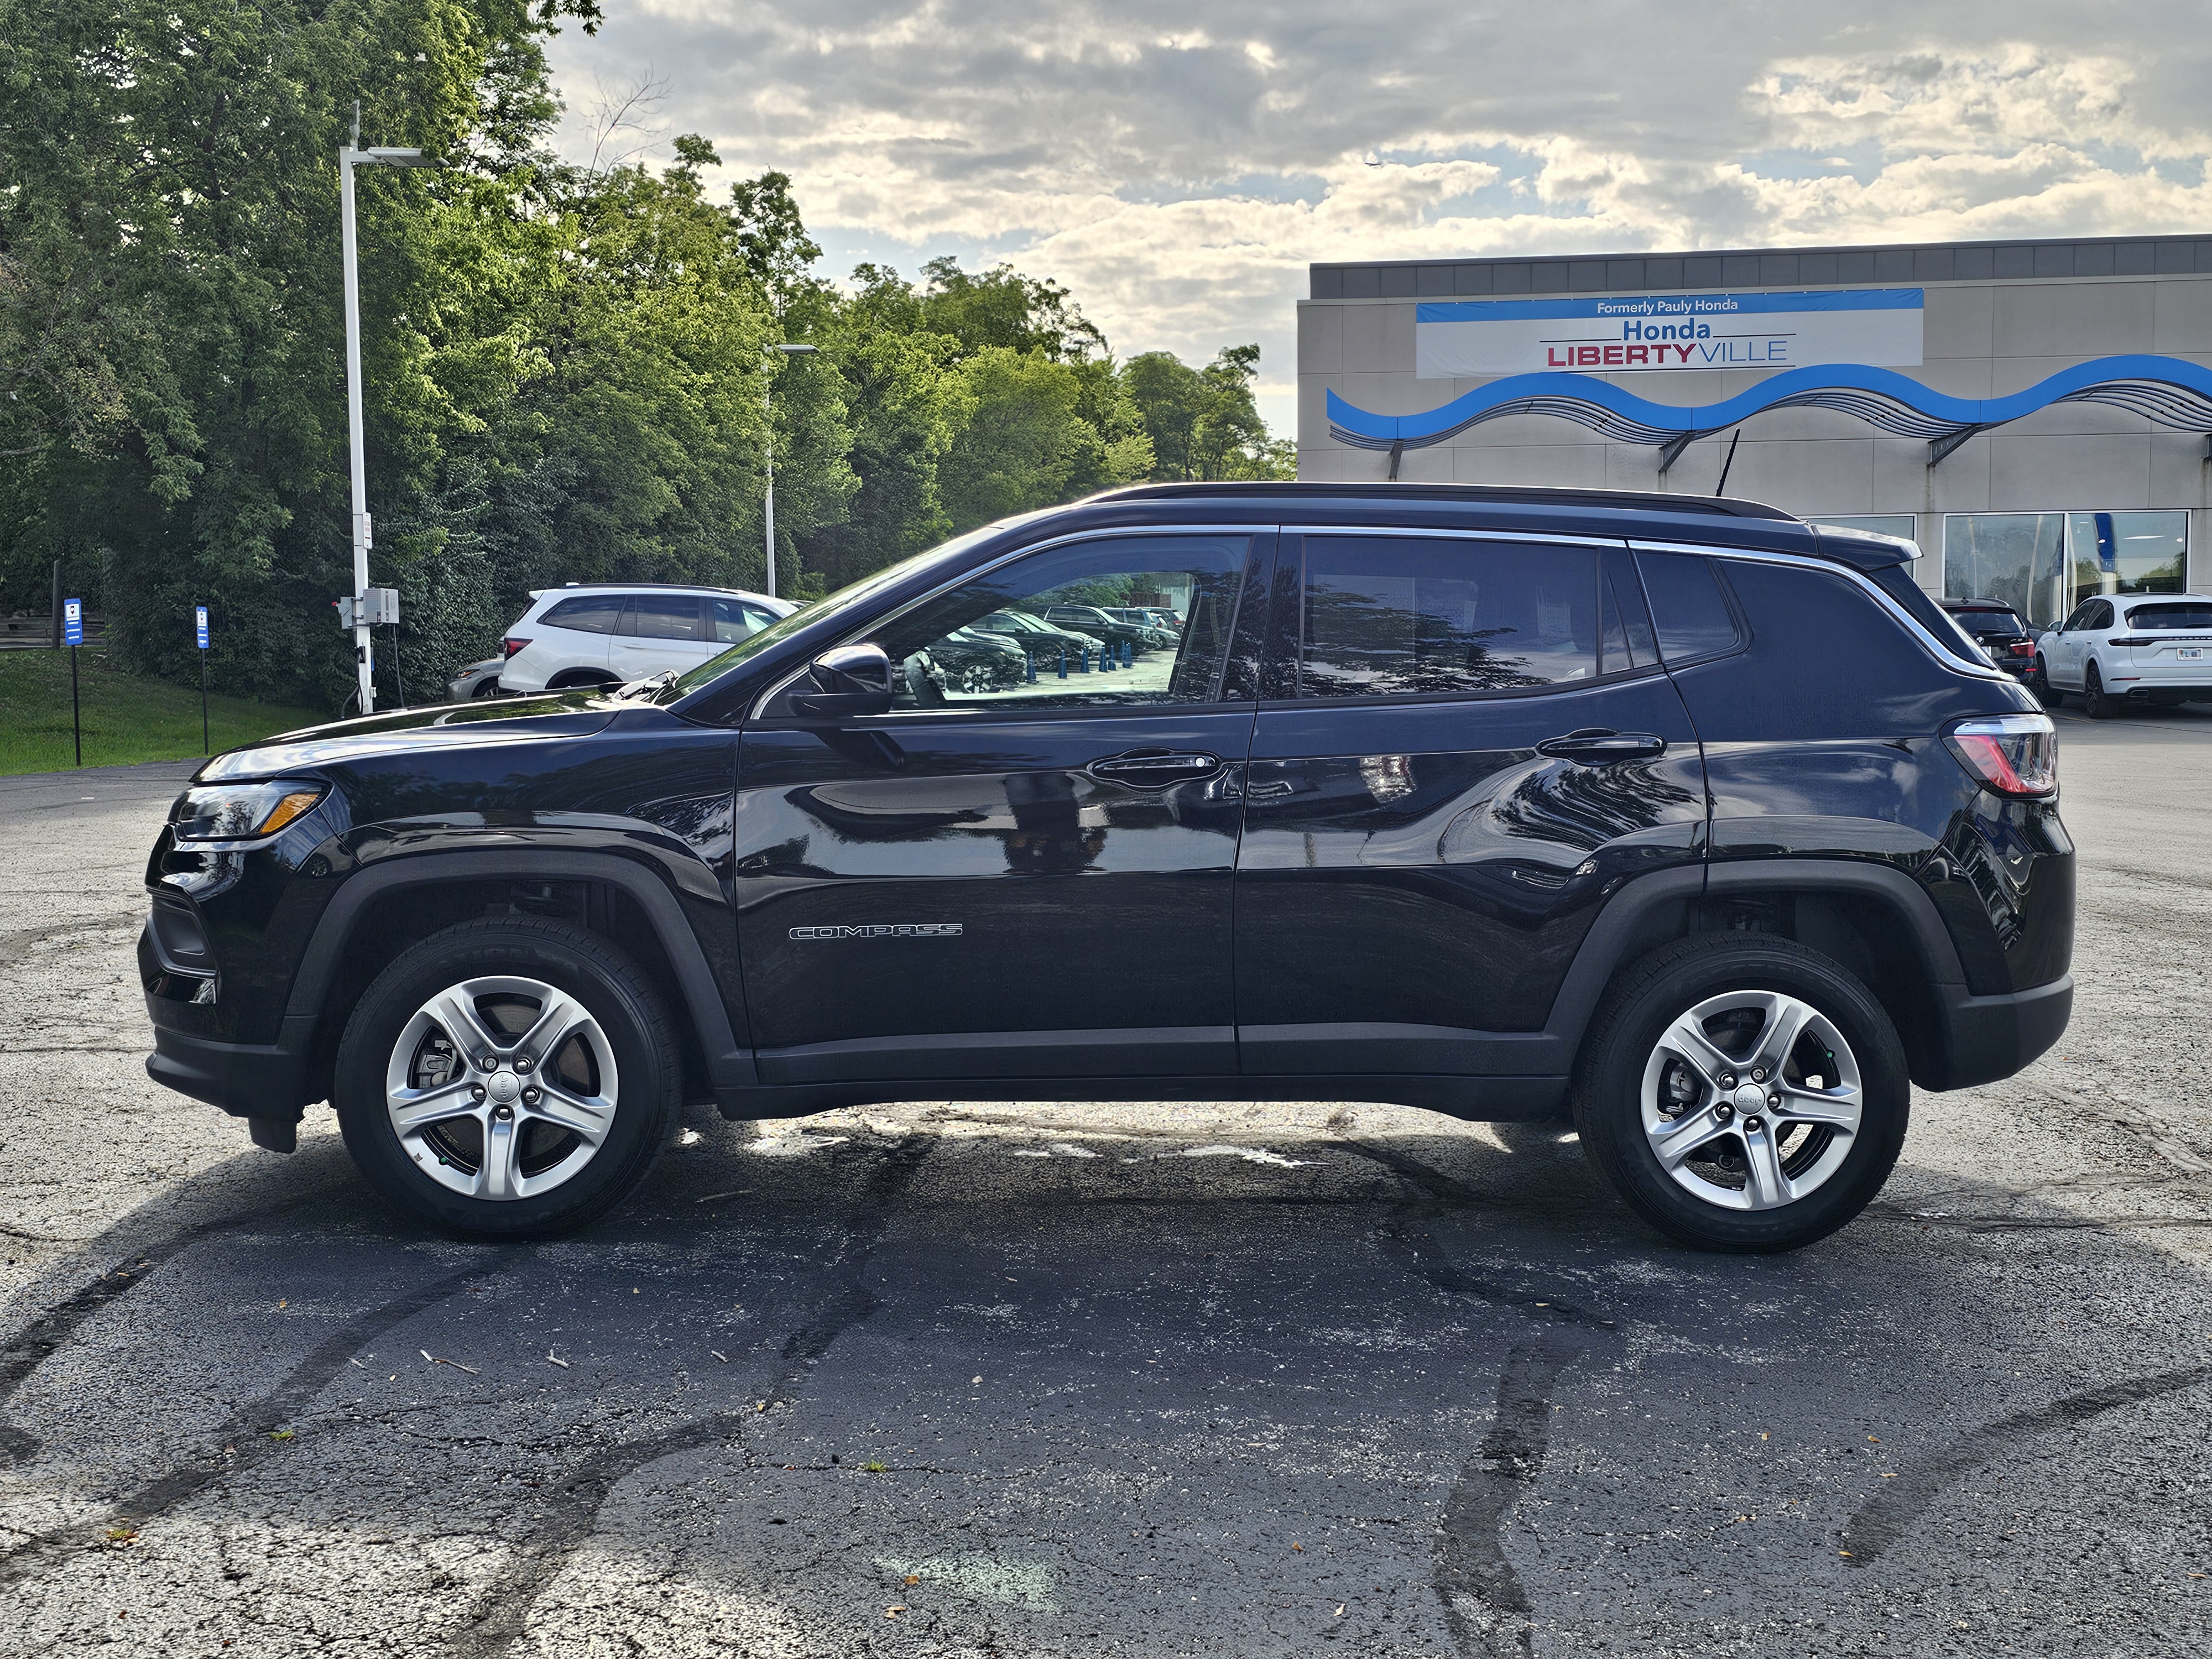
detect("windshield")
(2125, 602), (2212, 630)
(1957, 609), (2025, 635)
(663, 524), (1015, 698)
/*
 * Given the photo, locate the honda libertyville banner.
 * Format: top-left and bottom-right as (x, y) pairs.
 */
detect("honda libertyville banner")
(1414, 288), (1924, 378)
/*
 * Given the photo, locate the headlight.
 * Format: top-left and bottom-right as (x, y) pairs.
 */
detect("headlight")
(170, 780), (327, 842)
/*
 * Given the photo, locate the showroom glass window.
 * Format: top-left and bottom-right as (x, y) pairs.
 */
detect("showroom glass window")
(2066, 512), (2187, 599)
(867, 535), (1249, 711)
(1943, 514), (2068, 629)
(1945, 512), (2187, 629)
(1296, 538), (1635, 697)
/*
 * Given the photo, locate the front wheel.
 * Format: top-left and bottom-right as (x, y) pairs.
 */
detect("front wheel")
(333, 918), (680, 1238)
(1573, 936), (1910, 1251)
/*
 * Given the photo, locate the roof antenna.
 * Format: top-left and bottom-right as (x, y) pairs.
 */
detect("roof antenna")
(1713, 429), (1741, 497)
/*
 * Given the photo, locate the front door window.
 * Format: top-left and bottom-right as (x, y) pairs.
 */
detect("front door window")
(864, 535), (1248, 710)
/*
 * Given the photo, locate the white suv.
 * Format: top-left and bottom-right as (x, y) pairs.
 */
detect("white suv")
(497, 585), (795, 695)
(2033, 591), (2212, 718)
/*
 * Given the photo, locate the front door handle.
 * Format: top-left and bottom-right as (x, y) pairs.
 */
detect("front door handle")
(1086, 749), (1223, 787)
(1535, 728), (1668, 764)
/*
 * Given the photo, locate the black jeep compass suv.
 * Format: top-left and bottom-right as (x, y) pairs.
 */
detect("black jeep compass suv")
(139, 483), (2073, 1251)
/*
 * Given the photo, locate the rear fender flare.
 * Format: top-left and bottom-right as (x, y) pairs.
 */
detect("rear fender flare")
(1544, 858), (1970, 1052)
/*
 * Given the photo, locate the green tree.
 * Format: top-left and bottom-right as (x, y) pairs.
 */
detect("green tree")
(939, 347), (1151, 532)
(1123, 343), (1295, 482)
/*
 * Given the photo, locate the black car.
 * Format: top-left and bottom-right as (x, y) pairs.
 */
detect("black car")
(1939, 598), (2038, 681)
(1040, 602), (1171, 656)
(140, 484), (2073, 1251)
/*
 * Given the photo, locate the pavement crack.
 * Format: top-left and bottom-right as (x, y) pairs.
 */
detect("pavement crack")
(1342, 1138), (1618, 1658)
(1838, 1361), (2212, 1567)
(441, 1129), (937, 1658)
(0, 1252), (521, 1588)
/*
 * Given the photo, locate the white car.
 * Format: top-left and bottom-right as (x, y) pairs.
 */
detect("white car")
(2032, 591), (2212, 718)
(498, 584), (795, 694)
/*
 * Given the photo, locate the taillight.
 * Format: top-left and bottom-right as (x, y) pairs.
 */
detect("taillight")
(502, 637), (531, 659)
(1945, 714), (2057, 798)
(2007, 641), (2035, 657)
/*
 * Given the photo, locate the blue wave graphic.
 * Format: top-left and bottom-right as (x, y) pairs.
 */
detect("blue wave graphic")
(1326, 354), (2212, 451)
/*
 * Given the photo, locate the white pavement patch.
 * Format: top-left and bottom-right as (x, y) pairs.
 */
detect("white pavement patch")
(746, 1129), (849, 1158)
(1122, 1144), (1314, 1168)
(874, 1553), (1058, 1614)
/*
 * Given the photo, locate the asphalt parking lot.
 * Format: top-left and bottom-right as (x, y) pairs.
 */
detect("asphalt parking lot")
(2, 705), (2209, 1657)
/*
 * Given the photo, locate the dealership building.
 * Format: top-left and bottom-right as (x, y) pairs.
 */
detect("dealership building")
(1297, 234), (2212, 625)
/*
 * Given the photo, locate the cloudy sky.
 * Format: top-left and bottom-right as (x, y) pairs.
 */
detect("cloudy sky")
(545, 2), (2212, 430)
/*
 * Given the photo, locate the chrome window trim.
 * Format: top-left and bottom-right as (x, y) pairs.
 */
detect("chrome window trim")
(750, 523), (1276, 722)
(1629, 539), (2007, 682)
(1284, 524), (1625, 549)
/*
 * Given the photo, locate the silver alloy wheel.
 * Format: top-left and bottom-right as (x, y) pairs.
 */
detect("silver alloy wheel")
(383, 975), (619, 1202)
(1639, 989), (1863, 1212)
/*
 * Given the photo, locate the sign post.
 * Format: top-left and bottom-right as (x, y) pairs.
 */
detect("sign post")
(62, 597), (83, 768)
(195, 605), (211, 753)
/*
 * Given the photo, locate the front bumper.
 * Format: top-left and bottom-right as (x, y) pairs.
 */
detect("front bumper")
(145, 1009), (319, 1118)
(1918, 974), (2073, 1091)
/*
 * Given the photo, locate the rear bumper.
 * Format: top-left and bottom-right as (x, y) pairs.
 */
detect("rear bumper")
(1917, 974), (2073, 1091)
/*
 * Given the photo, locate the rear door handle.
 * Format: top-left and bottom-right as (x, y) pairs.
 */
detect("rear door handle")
(1535, 728), (1667, 764)
(1086, 749), (1223, 787)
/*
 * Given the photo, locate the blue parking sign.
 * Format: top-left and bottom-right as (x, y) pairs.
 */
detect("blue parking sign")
(63, 598), (82, 647)
(195, 605), (210, 650)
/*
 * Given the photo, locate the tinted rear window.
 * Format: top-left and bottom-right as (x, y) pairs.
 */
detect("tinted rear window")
(624, 594), (705, 641)
(2126, 603), (2212, 629)
(541, 595), (623, 634)
(1634, 552), (1743, 663)
(1299, 537), (1599, 697)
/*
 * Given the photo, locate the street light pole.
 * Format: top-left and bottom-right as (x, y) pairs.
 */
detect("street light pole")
(762, 342), (817, 598)
(338, 102), (433, 714)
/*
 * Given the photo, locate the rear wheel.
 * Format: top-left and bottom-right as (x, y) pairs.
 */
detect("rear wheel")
(2029, 655), (2060, 708)
(2083, 661), (2120, 719)
(333, 918), (680, 1238)
(1573, 936), (1910, 1251)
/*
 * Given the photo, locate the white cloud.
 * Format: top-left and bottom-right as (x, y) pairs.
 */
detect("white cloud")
(545, 7), (2212, 428)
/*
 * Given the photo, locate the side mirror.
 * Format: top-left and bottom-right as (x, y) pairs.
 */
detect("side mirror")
(790, 643), (895, 717)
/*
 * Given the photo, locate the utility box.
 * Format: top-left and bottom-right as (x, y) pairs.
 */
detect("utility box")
(335, 588), (401, 628)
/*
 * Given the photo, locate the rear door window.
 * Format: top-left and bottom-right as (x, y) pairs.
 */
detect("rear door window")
(1634, 551), (1745, 664)
(620, 593), (707, 641)
(541, 595), (624, 634)
(1296, 536), (1601, 698)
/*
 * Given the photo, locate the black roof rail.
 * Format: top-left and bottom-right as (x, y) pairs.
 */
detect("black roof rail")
(1083, 480), (1801, 522)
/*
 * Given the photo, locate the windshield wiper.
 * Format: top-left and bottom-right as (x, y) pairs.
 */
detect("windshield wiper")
(613, 669), (680, 701)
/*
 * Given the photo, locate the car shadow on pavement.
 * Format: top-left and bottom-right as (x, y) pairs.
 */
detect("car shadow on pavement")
(2, 1109), (2209, 1657)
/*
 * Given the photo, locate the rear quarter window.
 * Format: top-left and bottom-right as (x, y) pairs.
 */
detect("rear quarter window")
(1673, 559), (1960, 740)
(1634, 552), (1744, 664)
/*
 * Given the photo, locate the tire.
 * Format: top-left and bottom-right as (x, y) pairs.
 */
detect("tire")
(333, 918), (681, 1239)
(471, 678), (505, 699)
(1572, 936), (1910, 1252)
(2083, 662), (2119, 720)
(2029, 656), (2060, 708)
